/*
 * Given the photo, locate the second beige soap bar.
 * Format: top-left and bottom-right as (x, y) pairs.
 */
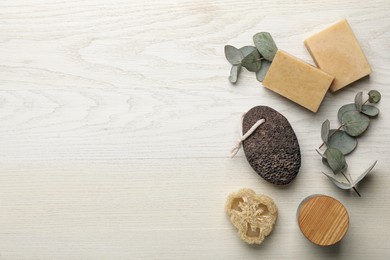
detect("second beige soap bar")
(304, 19), (372, 92)
(263, 50), (334, 112)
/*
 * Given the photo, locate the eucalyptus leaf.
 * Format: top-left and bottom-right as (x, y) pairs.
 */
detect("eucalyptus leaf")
(361, 105), (380, 117)
(239, 46), (258, 58)
(322, 171), (352, 190)
(321, 119), (330, 143)
(337, 103), (356, 123)
(322, 158), (330, 168)
(355, 160), (377, 184)
(368, 90), (381, 103)
(253, 32), (278, 61)
(229, 64), (241, 84)
(322, 160), (377, 190)
(224, 45), (244, 65)
(241, 49), (262, 72)
(256, 60), (272, 82)
(355, 91), (363, 112)
(327, 129), (358, 155)
(318, 90), (381, 195)
(325, 148), (347, 174)
(341, 111), (370, 137)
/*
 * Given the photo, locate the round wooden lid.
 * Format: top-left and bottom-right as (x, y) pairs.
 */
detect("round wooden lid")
(297, 195), (349, 246)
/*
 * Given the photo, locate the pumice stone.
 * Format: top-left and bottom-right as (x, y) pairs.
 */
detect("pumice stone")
(225, 188), (277, 245)
(242, 106), (301, 185)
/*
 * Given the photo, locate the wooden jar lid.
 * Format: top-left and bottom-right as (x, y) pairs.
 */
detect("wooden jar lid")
(297, 195), (349, 246)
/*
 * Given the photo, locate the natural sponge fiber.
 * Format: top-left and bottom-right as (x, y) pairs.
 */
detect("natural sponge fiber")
(225, 188), (277, 245)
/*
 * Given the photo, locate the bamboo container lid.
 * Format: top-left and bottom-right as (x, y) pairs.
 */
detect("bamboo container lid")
(297, 195), (349, 246)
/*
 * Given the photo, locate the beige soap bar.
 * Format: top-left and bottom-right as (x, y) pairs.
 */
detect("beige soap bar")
(304, 19), (372, 92)
(263, 50), (333, 112)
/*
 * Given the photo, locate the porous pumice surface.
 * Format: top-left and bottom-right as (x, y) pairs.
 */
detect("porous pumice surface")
(242, 106), (301, 185)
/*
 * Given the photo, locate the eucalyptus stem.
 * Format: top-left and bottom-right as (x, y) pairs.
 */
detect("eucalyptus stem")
(341, 171), (361, 197)
(317, 91), (381, 197)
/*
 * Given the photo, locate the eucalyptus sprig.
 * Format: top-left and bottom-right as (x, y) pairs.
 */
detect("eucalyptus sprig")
(224, 32), (277, 84)
(316, 90), (381, 196)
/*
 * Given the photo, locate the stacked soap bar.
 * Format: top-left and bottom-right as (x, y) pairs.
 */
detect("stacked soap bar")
(263, 19), (371, 112)
(305, 19), (372, 92)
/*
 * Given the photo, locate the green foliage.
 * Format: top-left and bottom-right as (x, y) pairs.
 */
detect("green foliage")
(361, 105), (379, 117)
(224, 45), (243, 65)
(224, 32), (277, 84)
(321, 119), (330, 144)
(341, 111), (370, 137)
(368, 90), (381, 103)
(317, 90), (381, 196)
(324, 148), (347, 174)
(241, 49), (262, 72)
(327, 129), (357, 155)
(253, 32), (278, 61)
(239, 46), (257, 57)
(229, 65), (241, 84)
(256, 61), (272, 82)
(338, 103), (356, 123)
(354, 91), (363, 112)
(322, 161), (377, 191)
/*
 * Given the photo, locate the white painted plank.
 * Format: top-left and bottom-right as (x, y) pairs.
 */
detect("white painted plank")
(0, 0), (389, 259)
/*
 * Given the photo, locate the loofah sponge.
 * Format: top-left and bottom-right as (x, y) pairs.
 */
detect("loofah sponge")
(225, 188), (277, 245)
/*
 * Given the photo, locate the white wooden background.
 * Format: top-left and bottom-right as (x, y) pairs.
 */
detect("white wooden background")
(0, 0), (389, 259)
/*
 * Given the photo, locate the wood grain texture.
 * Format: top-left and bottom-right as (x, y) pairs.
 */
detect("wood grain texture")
(298, 195), (349, 246)
(0, 0), (390, 259)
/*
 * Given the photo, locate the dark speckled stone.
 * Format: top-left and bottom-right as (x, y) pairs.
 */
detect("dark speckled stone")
(242, 106), (301, 185)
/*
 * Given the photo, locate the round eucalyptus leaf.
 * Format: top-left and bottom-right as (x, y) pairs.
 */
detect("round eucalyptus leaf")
(368, 90), (381, 103)
(341, 110), (370, 137)
(325, 148), (347, 174)
(355, 91), (363, 112)
(241, 49), (262, 72)
(321, 119), (330, 143)
(229, 64), (241, 84)
(322, 157), (330, 169)
(224, 45), (244, 65)
(256, 60), (272, 82)
(327, 129), (358, 155)
(239, 46), (257, 58)
(355, 160), (377, 184)
(337, 103), (356, 123)
(361, 105), (379, 117)
(253, 32), (278, 61)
